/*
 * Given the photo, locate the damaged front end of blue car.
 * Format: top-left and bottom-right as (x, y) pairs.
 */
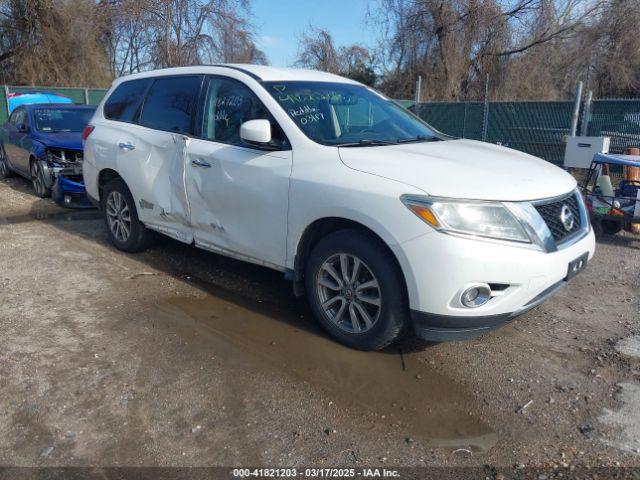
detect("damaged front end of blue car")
(36, 146), (92, 209)
(52, 163), (93, 209)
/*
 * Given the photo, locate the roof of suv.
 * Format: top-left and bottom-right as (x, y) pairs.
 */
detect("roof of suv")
(114, 64), (360, 85)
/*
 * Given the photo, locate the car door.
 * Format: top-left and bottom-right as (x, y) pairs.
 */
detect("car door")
(111, 75), (203, 244)
(4, 108), (30, 174)
(185, 76), (293, 269)
(0, 110), (19, 170)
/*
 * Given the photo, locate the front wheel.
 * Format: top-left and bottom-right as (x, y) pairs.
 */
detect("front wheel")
(601, 219), (623, 235)
(305, 229), (408, 350)
(31, 160), (51, 198)
(101, 178), (156, 252)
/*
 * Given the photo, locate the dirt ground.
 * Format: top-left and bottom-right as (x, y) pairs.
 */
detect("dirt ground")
(0, 175), (639, 477)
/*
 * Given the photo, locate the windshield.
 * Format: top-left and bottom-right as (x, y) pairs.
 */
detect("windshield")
(264, 81), (440, 146)
(34, 108), (95, 132)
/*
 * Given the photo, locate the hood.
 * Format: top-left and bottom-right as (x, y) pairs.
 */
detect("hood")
(338, 139), (576, 202)
(31, 131), (83, 151)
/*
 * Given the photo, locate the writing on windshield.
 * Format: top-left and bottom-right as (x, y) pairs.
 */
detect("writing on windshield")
(35, 109), (94, 132)
(265, 81), (438, 146)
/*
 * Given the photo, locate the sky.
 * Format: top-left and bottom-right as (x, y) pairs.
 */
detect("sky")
(252, 0), (377, 67)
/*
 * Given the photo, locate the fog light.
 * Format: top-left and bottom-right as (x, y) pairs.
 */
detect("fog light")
(461, 284), (492, 308)
(64, 195), (72, 204)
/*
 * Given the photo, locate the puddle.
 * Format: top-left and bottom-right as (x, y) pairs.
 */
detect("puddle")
(0, 210), (102, 225)
(151, 294), (498, 452)
(600, 382), (640, 455)
(616, 336), (640, 359)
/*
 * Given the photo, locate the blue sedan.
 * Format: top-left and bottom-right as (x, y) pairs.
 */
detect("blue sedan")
(0, 104), (96, 208)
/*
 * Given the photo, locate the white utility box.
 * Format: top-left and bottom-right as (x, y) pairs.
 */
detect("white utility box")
(564, 136), (610, 169)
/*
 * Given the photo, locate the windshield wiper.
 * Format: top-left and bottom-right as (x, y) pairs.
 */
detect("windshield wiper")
(396, 135), (440, 144)
(336, 139), (399, 147)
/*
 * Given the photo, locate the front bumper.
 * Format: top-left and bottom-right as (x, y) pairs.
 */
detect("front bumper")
(52, 170), (93, 209)
(411, 279), (565, 341)
(391, 226), (596, 342)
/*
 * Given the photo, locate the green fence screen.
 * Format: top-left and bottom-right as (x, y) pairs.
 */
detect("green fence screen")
(414, 99), (640, 165)
(0, 91), (7, 122)
(586, 99), (640, 156)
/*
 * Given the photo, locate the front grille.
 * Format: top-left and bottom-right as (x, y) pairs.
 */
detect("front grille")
(47, 149), (83, 164)
(535, 193), (582, 244)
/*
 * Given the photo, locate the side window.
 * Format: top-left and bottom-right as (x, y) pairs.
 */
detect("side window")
(202, 77), (286, 148)
(7, 110), (18, 126)
(10, 109), (26, 128)
(104, 78), (150, 122)
(139, 76), (201, 134)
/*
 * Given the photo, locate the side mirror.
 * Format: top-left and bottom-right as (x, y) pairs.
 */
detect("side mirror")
(18, 123), (28, 133)
(240, 119), (272, 146)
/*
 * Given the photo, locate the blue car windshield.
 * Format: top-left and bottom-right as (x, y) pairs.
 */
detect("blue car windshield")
(34, 108), (94, 133)
(264, 81), (440, 146)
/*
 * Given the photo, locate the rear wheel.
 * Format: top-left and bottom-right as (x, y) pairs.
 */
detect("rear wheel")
(0, 146), (14, 179)
(30, 160), (51, 198)
(102, 178), (156, 252)
(305, 229), (408, 350)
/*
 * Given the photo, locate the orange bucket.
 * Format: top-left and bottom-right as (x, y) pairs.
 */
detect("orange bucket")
(624, 148), (640, 233)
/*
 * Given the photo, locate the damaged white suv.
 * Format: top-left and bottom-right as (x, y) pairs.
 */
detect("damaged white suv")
(83, 65), (595, 350)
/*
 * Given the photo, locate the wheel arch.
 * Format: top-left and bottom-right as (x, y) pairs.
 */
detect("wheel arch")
(31, 141), (47, 160)
(97, 168), (124, 201)
(292, 217), (409, 301)
(29, 144), (48, 168)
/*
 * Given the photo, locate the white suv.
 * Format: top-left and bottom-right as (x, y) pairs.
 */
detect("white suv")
(83, 65), (595, 350)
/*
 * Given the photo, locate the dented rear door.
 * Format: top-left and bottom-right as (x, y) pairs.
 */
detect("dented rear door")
(116, 75), (203, 244)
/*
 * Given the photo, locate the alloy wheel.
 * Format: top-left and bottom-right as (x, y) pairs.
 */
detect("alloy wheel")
(0, 151), (7, 177)
(105, 191), (132, 243)
(31, 162), (45, 196)
(316, 253), (382, 334)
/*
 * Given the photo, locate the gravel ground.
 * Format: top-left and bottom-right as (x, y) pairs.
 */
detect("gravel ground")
(0, 175), (639, 476)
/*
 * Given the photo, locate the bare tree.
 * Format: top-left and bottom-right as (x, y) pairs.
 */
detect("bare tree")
(294, 26), (377, 85)
(585, 0), (640, 97)
(102, 0), (267, 76)
(294, 27), (342, 73)
(0, 0), (112, 86)
(374, 0), (605, 100)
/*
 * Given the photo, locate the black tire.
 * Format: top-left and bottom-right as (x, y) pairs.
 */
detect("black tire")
(101, 178), (156, 253)
(305, 229), (408, 350)
(0, 145), (15, 179)
(30, 160), (51, 198)
(601, 219), (623, 236)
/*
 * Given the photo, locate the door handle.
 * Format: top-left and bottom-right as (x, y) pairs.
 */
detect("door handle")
(118, 142), (135, 151)
(191, 158), (211, 168)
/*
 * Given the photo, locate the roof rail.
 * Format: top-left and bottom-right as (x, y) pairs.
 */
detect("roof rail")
(205, 64), (263, 82)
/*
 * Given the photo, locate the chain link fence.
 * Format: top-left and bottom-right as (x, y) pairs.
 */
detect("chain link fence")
(411, 98), (640, 165)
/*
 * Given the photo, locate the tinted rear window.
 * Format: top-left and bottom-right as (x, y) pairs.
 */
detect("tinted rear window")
(104, 78), (150, 122)
(138, 76), (201, 134)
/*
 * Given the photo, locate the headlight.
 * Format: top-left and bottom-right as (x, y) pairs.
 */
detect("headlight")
(401, 195), (531, 243)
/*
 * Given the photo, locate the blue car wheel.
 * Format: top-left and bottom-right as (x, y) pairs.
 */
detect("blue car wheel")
(0, 146), (14, 179)
(31, 161), (51, 198)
